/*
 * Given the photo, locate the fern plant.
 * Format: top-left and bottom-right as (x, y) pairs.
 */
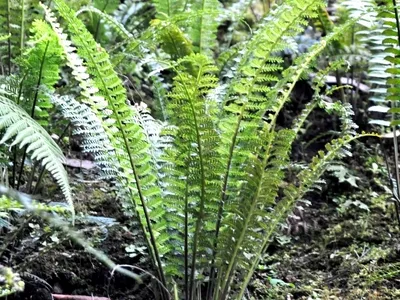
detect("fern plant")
(0, 5), (74, 220)
(0, 0), (379, 299)
(38, 0), (380, 299)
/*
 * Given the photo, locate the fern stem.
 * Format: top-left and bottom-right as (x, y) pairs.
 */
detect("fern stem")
(11, 73), (28, 188)
(6, 0), (11, 75)
(219, 189), (261, 299)
(93, 0), (109, 41)
(20, 0), (25, 54)
(235, 134), (378, 299)
(178, 66), (208, 300)
(236, 202), (289, 300)
(110, 100), (168, 293)
(17, 41), (50, 190)
(208, 108), (244, 300)
(184, 164), (190, 300)
(219, 136), (273, 300)
(391, 0), (400, 231)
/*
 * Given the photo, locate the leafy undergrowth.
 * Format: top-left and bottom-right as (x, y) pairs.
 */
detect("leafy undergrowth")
(250, 142), (400, 299)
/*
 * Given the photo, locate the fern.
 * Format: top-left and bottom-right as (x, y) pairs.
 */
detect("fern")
(160, 54), (221, 298)
(236, 131), (380, 299)
(0, 94), (74, 218)
(18, 1), (381, 299)
(51, 94), (117, 177)
(152, 0), (185, 19)
(187, 0), (221, 56)
(42, 0), (169, 290)
(0, 0), (40, 73)
(17, 19), (64, 126)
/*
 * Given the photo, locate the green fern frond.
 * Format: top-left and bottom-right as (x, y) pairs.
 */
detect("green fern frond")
(150, 19), (193, 59)
(161, 54), (222, 288)
(0, 94), (73, 218)
(368, 5), (400, 127)
(152, 0), (185, 19)
(213, 16), (357, 300)
(43, 0), (168, 288)
(236, 132), (380, 300)
(18, 19), (64, 126)
(187, 0), (221, 56)
(217, 0), (325, 206)
(51, 94), (117, 177)
(76, 6), (135, 40)
(216, 127), (295, 300)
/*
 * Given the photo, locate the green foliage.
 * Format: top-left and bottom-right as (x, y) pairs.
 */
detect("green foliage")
(152, 0), (185, 19)
(0, 0), (384, 299)
(37, 0), (379, 298)
(17, 19), (64, 126)
(0, 94), (74, 218)
(0, 266), (24, 297)
(0, 0), (41, 72)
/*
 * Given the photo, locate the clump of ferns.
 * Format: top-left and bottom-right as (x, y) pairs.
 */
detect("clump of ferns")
(0, 0), (380, 299)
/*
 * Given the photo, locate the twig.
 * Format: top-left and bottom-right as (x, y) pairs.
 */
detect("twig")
(110, 264), (171, 299)
(0, 185), (143, 284)
(52, 295), (110, 300)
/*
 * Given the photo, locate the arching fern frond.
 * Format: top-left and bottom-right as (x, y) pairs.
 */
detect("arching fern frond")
(18, 19), (64, 126)
(43, 0), (168, 289)
(51, 94), (117, 178)
(0, 94), (73, 218)
(76, 6), (135, 40)
(235, 131), (381, 299)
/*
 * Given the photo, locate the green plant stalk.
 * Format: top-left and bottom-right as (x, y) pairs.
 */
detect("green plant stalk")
(17, 41), (50, 190)
(184, 161), (190, 300)
(109, 98), (168, 293)
(391, 0), (400, 227)
(6, 0), (11, 74)
(93, 0), (110, 41)
(20, 0), (25, 54)
(207, 108), (242, 300)
(11, 73), (27, 188)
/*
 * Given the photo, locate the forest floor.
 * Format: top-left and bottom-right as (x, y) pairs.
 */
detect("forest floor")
(7, 83), (400, 300)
